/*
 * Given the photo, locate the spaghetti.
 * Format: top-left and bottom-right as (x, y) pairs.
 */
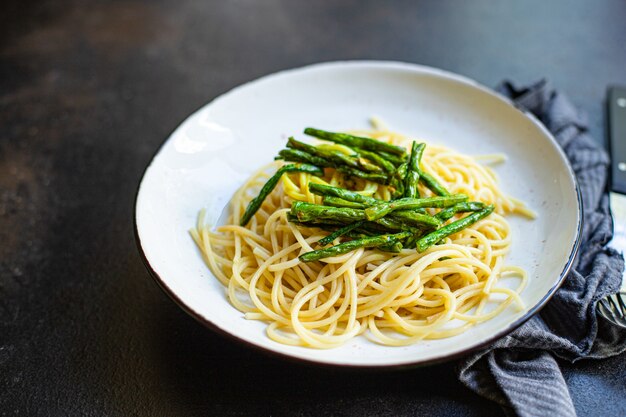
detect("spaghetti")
(190, 124), (533, 348)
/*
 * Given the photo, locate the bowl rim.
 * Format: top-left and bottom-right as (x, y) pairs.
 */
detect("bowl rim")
(133, 60), (583, 368)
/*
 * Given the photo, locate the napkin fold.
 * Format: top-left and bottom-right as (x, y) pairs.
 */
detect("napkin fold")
(458, 80), (626, 417)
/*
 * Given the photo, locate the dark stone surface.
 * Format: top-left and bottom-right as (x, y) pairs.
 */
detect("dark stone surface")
(1, 1), (625, 416)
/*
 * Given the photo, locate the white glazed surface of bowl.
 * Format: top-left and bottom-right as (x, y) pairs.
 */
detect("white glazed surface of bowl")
(135, 61), (581, 367)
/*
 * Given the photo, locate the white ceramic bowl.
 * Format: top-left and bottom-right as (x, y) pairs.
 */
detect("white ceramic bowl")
(134, 61), (581, 367)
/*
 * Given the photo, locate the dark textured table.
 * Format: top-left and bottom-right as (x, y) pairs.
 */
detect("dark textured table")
(2, 1), (626, 415)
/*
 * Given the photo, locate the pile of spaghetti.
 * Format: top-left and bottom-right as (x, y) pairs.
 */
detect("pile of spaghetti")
(190, 122), (534, 348)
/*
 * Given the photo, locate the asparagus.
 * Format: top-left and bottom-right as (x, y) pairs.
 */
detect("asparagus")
(318, 221), (365, 246)
(403, 233), (424, 250)
(390, 162), (408, 198)
(291, 201), (366, 223)
(288, 218), (371, 239)
(287, 137), (382, 173)
(379, 151), (408, 166)
(322, 196), (365, 209)
(404, 142), (425, 198)
(354, 148), (396, 173)
(240, 164), (324, 226)
(310, 185), (439, 228)
(318, 196), (440, 228)
(318, 144), (383, 172)
(353, 223), (391, 235)
(309, 183), (379, 205)
(335, 166), (389, 184)
(290, 201), (434, 233)
(379, 241), (404, 253)
(435, 201), (486, 222)
(299, 232), (411, 262)
(390, 210), (441, 228)
(289, 212), (380, 235)
(281, 144), (390, 184)
(364, 194), (468, 221)
(278, 149), (332, 168)
(304, 127), (407, 157)
(374, 217), (423, 235)
(287, 212), (343, 227)
(419, 171), (450, 196)
(415, 205), (495, 252)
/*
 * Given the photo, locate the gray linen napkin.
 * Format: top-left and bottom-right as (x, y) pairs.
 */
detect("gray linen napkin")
(458, 80), (626, 417)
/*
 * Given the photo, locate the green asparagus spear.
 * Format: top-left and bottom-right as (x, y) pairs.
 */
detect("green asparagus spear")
(299, 232), (411, 262)
(309, 183), (379, 205)
(317, 144), (383, 172)
(354, 222), (397, 235)
(378, 151), (408, 166)
(288, 218), (371, 239)
(403, 231), (425, 250)
(322, 196), (365, 209)
(318, 221), (365, 246)
(379, 241), (404, 253)
(404, 142), (425, 198)
(314, 194), (439, 231)
(286, 212), (301, 223)
(304, 127), (407, 156)
(390, 162), (408, 198)
(291, 201), (366, 223)
(390, 210), (441, 228)
(287, 212), (346, 227)
(373, 218), (422, 235)
(319, 196), (439, 228)
(435, 202), (486, 222)
(290, 201), (435, 233)
(287, 217), (341, 230)
(287, 137), (382, 173)
(335, 166), (389, 184)
(240, 164), (324, 226)
(286, 138), (353, 168)
(289, 211), (369, 230)
(278, 149), (333, 168)
(354, 148), (396, 173)
(419, 171), (450, 196)
(415, 205), (495, 252)
(280, 148), (390, 184)
(364, 194), (468, 221)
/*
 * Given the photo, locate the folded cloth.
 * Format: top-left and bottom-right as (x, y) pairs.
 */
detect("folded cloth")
(458, 80), (626, 417)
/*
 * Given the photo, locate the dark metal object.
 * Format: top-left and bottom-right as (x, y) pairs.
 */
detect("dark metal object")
(600, 85), (626, 327)
(608, 86), (626, 194)
(598, 293), (626, 327)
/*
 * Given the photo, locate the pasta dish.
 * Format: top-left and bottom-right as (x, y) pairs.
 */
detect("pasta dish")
(190, 120), (534, 348)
